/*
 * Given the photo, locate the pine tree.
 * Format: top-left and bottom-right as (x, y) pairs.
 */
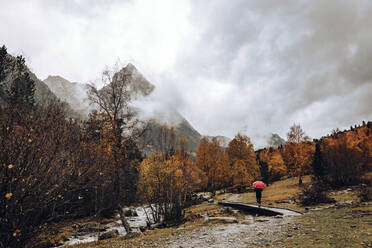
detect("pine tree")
(9, 66), (35, 110)
(0, 45), (9, 101)
(312, 141), (325, 182)
(259, 160), (270, 185)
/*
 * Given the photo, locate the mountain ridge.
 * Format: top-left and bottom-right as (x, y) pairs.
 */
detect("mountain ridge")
(43, 64), (203, 154)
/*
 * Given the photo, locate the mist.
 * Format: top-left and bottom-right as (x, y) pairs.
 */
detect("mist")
(1, 0), (372, 147)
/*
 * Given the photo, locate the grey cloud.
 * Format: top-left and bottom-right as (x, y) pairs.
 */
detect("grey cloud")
(1, 0), (371, 148)
(169, 0), (372, 147)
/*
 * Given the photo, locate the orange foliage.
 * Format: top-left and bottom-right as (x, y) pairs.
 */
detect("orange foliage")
(226, 134), (260, 185)
(196, 137), (230, 191)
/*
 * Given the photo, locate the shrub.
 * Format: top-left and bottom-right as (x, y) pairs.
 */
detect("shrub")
(357, 185), (372, 202)
(299, 183), (335, 206)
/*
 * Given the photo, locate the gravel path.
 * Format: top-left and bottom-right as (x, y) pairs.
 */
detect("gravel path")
(138, 215), (295, 248)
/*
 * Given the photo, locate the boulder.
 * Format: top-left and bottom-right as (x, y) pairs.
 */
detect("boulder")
(196, 192), (213, 202)
(123, 207), (138, 217)
(99, 230), (119, 240)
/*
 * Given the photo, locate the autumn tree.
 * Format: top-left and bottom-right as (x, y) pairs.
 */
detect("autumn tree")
(226, 134), (260, 187)
(87, 65), (143, 233)
(196, 137), (230, 191)
(322, 133), (366, 186)
(0, 103), (119, 247)
(285, 124), (312, 185)
(257, 148), (286, 184)
(158, 124), (177, 158)
(231, 160), (253, 192)
(137, 140), (204, 224)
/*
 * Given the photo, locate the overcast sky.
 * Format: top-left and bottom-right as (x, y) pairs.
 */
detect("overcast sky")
(1, 0), (372, 147)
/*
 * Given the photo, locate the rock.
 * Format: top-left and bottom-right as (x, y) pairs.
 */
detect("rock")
(232, 209), (239, 215)
(99, 230), (119, 240)
(196, 192), (213, 202)
(204, 217), (238, 224)
(257, 231), (264, 235)
(123, 207), (138, 217)
(208, 198), (214, 203)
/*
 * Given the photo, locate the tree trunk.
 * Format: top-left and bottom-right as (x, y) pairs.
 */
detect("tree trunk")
(118, 205), (132, 234)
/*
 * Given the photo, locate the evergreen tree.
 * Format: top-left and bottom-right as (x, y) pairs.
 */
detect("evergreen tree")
(312, 141), (325, 182)
(0, 47), (35, 110)
(7, 56), (35, 110)
(259, 160), (270, 185)
(0, 45), (9, 101)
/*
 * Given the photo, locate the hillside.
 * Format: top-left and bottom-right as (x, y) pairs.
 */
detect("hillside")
(0, 52), (79, 118)
(203, 135), (231, 147)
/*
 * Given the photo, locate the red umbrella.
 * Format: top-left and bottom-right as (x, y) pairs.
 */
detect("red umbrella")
(253, 181), (266, 189)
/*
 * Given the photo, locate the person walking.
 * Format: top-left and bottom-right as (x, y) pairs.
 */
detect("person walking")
(253, 181), (266, 207)
(255, 188), (263, 207)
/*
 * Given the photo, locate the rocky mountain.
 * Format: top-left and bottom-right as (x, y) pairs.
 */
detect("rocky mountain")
(267, 133), (286, 147)
(44, 75), (90, 120)
(44, 64), (202, 154)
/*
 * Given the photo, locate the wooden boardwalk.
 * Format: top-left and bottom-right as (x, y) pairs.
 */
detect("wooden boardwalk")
(218, 202), (301, 216)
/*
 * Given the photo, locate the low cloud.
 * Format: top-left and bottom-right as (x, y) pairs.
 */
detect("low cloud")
(1, 0), (371, 147)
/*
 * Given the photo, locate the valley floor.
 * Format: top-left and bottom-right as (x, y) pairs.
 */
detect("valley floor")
(45, 177), (372, 248)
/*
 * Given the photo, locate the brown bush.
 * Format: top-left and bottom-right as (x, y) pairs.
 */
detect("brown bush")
(299, 183), (335, 206)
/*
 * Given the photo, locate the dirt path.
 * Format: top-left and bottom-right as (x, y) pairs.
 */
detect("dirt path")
(130, 215), (294, 248)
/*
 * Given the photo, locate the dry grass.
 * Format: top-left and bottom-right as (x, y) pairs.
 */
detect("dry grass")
(273, 203), (372, 247)
(216, 176), (312, 211)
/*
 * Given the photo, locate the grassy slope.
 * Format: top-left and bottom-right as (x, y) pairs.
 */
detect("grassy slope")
(274, 203), (372, 247)
(216, 176), (312, 211)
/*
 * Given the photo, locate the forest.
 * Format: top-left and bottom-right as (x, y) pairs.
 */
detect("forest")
(0, 45), (371, 247)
